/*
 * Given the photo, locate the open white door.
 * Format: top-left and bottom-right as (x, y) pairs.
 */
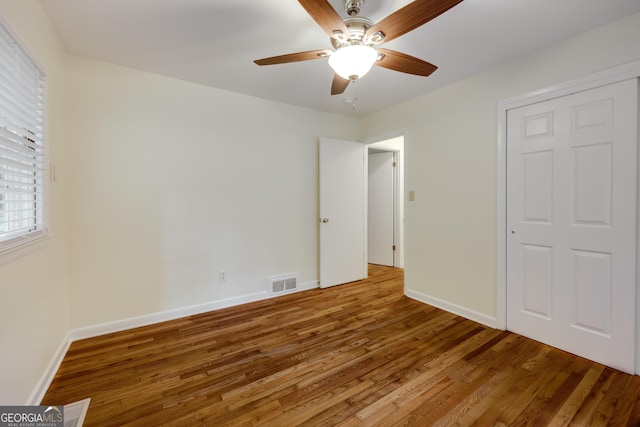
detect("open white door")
(319, 137), (366, 288)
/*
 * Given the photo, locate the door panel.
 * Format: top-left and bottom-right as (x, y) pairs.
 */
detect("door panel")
(572, 143), (612, 226)
(522, 150), (553, 223)
(571, 249), (611, 334)
(319, 137), (366, 288)
(521, 244), (553, 319)
(506, 78), (638, 373)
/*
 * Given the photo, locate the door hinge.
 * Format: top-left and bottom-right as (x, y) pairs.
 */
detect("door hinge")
(392, 245), (396, 251)
(392, 162), (397, 167)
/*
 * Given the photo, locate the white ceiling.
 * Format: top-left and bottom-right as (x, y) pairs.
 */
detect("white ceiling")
(39, 0), (640, 117)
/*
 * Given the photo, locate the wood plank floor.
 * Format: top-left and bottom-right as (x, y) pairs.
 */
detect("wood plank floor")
(43, 265), (640, 426)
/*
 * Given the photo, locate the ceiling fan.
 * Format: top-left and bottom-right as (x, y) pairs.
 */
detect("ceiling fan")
(254, 0), (463, 95)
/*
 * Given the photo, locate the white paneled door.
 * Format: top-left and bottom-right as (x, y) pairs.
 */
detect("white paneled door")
(368, 151), (395, 267)
(506, 79), (638, 373)
(319, 138), (366, 288)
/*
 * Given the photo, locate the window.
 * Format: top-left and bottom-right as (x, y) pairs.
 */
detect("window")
(0, 21), (47, 252)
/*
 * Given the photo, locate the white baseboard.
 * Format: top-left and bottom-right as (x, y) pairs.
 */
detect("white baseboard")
(70, 280), (319, 342)
(405, 288), (499, 329)
(28, 331), (72, 405)
(31, 279), (314, 404)
(69, 291), (267, 341)
(299, 280), (319, 292)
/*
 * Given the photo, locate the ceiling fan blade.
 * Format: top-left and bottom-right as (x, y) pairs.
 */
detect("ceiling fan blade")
(331, 74), (350, 95)
(375, 48), (437, 76)
(254, 49), (332, 66)
(298, 0), (350, 40)
(365, 0), (463, 44)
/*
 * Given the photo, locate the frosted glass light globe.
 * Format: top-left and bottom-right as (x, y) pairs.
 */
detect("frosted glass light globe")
(328, 45), (377, 80)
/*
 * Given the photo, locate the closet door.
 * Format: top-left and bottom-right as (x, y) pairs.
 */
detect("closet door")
(506, 79), (638, 373)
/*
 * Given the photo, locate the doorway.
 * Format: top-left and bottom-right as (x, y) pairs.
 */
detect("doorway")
(368, 150), (394, 266)
(367, 136), (404, 268)
(318, 135), (405, 289)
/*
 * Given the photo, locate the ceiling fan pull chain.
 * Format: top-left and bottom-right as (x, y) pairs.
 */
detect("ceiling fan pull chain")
(343, 82), (359, 110)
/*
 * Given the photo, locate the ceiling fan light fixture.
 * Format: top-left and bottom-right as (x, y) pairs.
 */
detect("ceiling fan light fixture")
(328, 44), (377, 80)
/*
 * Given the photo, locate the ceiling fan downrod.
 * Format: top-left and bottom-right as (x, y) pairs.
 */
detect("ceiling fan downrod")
(344, 0), (364, 16)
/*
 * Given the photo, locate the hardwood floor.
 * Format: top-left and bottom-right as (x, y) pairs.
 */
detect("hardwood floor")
(43, 265), (640, 426)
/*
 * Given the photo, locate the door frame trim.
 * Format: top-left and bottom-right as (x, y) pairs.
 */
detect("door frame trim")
(497, 60), (640, 370)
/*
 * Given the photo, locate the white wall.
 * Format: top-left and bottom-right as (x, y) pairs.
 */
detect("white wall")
(0, 1), (71, 405)
(360, 12), (640, 325)
(65, 56), (360, 329)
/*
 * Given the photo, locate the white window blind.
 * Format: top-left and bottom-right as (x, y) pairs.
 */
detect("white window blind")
(0, 21), (47, 250)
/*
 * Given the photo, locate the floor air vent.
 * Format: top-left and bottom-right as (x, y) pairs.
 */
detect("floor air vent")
(268, 273), (299, 295)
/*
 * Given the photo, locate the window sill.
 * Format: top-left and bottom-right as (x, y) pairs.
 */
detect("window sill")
(0, 231), (52, 267)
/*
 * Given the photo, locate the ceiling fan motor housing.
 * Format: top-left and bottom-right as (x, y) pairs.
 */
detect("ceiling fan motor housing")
(330, 16), (374, 49)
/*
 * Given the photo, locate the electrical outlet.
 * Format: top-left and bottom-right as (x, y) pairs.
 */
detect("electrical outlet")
(219, 271), (226, 282)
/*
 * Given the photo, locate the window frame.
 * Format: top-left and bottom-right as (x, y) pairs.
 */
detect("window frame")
(0, 16), (49, 258)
